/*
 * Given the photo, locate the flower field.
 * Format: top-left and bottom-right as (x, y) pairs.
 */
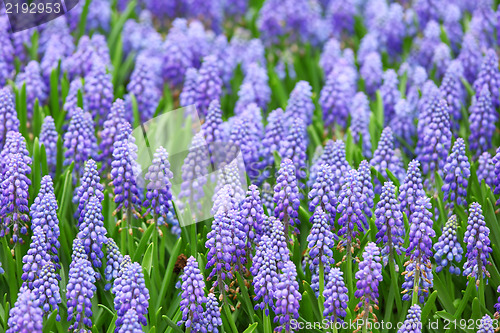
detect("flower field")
(1, 0), (500, 332)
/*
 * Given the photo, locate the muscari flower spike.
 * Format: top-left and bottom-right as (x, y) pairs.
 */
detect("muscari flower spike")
(66, 256), (96, 331)
(370, 127), (405, 192)
(1, 152), (31, 243)
(398, 160), (425, 218)
(375, 181), (405, 263)
(307, 206), (335, 266)
(273, 260), (301, 333)
(349, 92), (372, 158)
(238, 184), (265, 248)
(441, 138), (470, 210)
(179, 68), (198, 108)
(337, 169), (367, 255)
(78, 195), (107, 275)
(39, 116), (58, 173)
(477, 315), (495, 333)
(63, 107), (97, 180)
(16, 60), (47, 118)
(33, 261), (62, 320)
(99, 99), (126, 171)
(143, 146), (174, 223)
(202, 99), (223, 146)
(273, 158), (301, 238)
(431, 43), (451, 79)
(258, 108), (286, 183)
(228, 116), (260, 180)
(178, 256), (207, 332)
(110, 120), (142, 228)
(402, 196), (435, 303)
(434, 215), (463, 274)
(354, 242), (383, 319)
(84, 59), (113, 125)
(252, 234), (279, 314)
(0, 88), (20, 150)
(477, 152), (495, 188)
(323, 267), (348, 324)
(417, 99), (452, 177)
(390, 99), (416, 152)
(204, 293), (222, 333)
(320, 72), (352, 129)
(308, 163), (338, 228)
(286, 80), (314, 126)
(6, 286), (44, 333)
(458, 33), (482, 84)
(463, 202), (492, 282)
(440, 60), (465, 133)
(380, 69), (400, 121)
(119, 308), (143, 333)
(279, 117), (308, 181)
(469, 85), (497, 156)
(74, 159), (105, 226)
(474, 49), (500, 107)
(195, 55), (223, 117)
(360, 52), (383, 97)
(397, 305), (422, 333)
(21, 226), (51, 289)
(239, 62), (270, 111)
(104, 237), (123, 291)
(310, 139), (350, 191)
(112, 262), (150, 330)
(358, 160), (374, 218)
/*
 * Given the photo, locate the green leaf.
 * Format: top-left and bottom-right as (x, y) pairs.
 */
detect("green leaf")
(156, 237), (182, 310)
(132, 223), (155, 262)
(163, 315), (184, 333)
(142, 243), (154, 276)
(421, 290), (437, 323)
(242, 323), (259, 333)
(77, 0), (92, 40)
(42, 309), (58, 333)
(454, 278), (475, 319)
(235, 271), (256, 323)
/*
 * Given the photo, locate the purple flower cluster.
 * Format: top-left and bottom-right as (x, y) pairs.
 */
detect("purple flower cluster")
(66, 255), (96, 330)
(178, 256), (207, 332)
(6, 286), (44, 333)
(273, 260), (301, 332)
(74, 159), (104, 226)
(370, 127), (405, 192)
(434, 215), (463, 274)
(355, 242), (383, 309)
(441, 138), (470, 210)
(323, 268), (348, 324)
(308, 164), (337, 227)
(144, 146), (174, 222)
(463, 202), (492, 281)
(273, 159), (300, 238)
(469, 85), (497, 156)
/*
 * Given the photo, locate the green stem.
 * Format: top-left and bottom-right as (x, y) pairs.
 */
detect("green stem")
(263, 306), (272, 333)
(319, 261), (325, 320)
(346, 246), (353, 302)
(411, 260), (421, 306)
(478, 260), (485, 309)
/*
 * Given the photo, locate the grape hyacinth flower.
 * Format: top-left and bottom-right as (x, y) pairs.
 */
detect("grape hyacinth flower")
(360, 52), (383, 97)
(402, 196), (435, 303)
(204, 293), (222, 333)
(104, 238), (123, 291)
(477, 152), (495, 188)
(375, 182), (405, 263)
(431, 43), (451, 79)
(0, 153), (31, 243)
(21, 226), (51, 288)
(143, 146), (174, 224)
(474, 49), (500, 107)
(261, 182), (274, 214)
(238, 63), (270, 111)
(390, 99), (416, 152)
(380, 69), (400, 121)
(463, 202), (492, 282)
(307, 207), (336, 267)
(320, 38), (342, 75)
(323, 268), (348, 324)
(258, 108), (286, 183)
(202, 99), (223, 146)
(119, 309), (143, 333)
(238, 184), (265, 248)
(162, 30), (193, 88)
(195, 55), (223, 117)
(0, 88), (20, 150)
(252, 234), (279, 314)
(326, 0), (356, 37)
(417, 99), (452, 176)
(273, 260), (301, 332)
(33, 261), (62, 320)
(370, 127), (406, 192)
(228, 117), (260, 180)
(212, 162), (245, 209)
(66, 256), (96, 331)
(337, 169), (367, 256)
(310, 139), (350, 191)
(469, 85), (497, 156)
(15, 61), (47, 118)
(78, 196), (107, 273)
(397, 305), (422, 333)
(6, 286), (44, 333)
(357, 33), (379, 65)
(434, 215), (463, 274)
(179, 68), (198, 108)
(286, 80), (314, 125)
(458, 33), (482, 84)
(112, 262), (150, 330)
(30, 176), (60, 266)
(110, 121), (142, 229)
(398, 160), (425, 218)
(39, 116), (58, 173)
(439, 60), (465, 133)
(273, 159), (301, 240)
(308, 164), (338, 227)
(441, 138), (470, 210)
(496, 285), (500, 316)
(84, 59), (113, 125)
(349, 92), (372, 158)
(279, 117), (308, 181)
(477, 314), (495, 333)
(320, 72), (352, 128)
(63, 78), (83, 121)
(73, 159), (105, 226)
(126, 55), (160, 122)
(178, 256), (206, 332)
(358, 160), (374, 218)
(63, 107), (97, 180)
(354, 242), (383, 328)
(99, 99), (126, 171)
